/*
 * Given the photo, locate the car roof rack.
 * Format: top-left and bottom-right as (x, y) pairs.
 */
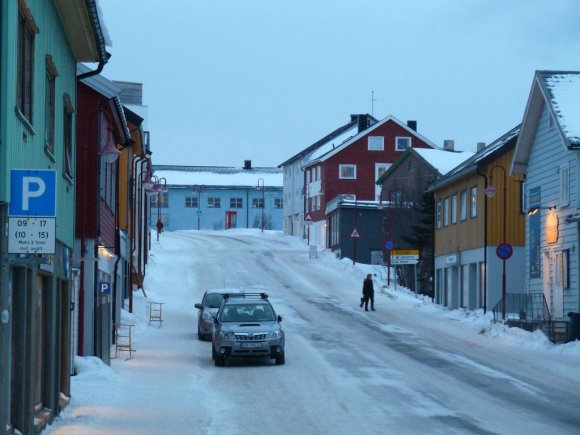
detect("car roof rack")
(223, 292), (268, 301)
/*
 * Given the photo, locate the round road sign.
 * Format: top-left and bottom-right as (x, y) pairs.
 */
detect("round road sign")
(385, 240), (394, 250)
(496, 242), (513, 260)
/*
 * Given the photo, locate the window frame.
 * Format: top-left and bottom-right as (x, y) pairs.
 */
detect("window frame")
(560, 163), (570, 206)
(207, 197), (221, 208)
(63, 94), (75, 181)
(460, 190), (467, 221)
(339, 164), (357, 179)
(470, 186), (478, 218)
(395, 136), (411, 151)
(252, 197), (265, 209)
(443, 197), (450, 227)
(44, 55), (58, 157)
(451, 194), (458, 224)
(230, 197), (243, 208)
(17, 2), (38, 125)
(436, 201), (442, 229)
(368, 136), (384, 151)
(274, 198), (283, 209)
(185, 197), (199, 208)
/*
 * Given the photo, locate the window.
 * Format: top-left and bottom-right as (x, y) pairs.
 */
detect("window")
(443, 197), (450, 226)
(315, 166), (320, 181)
(252, 197), (264, 208)
(17, 3), (38, 124)
(208, 197), (221, 208)
(368, 136), (384, 151)
(339, 164), (356, 179)
(230, 197), (243, 208)
(63, 94), (75, 179)
(436, 201), (442, 229)
(274, 198), (283, 209)
(45, 56), (58, 155)
(470, 186), (478, 218)
(185, 197), (199, 208)
(560, 164), (570, 206)
(460, 190), (467, 221)
(395, 137), (411, 151)
(451, 194), (457, 224)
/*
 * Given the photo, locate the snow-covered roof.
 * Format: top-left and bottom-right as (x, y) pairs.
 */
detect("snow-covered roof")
(413, 149), (475, 176)
(307, 125), (359, 161)
(278, 114), (377, 167)
(305, 115), (439, 165)
(512, 71), (580, 174)
(428, 125), (520, 192)
(152, 165), (283, 188)
(543, 72), (580, 145)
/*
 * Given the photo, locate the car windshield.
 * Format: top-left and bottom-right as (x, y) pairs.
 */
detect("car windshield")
(220, 303), (275, 322)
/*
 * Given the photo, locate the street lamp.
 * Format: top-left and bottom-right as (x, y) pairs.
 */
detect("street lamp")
(192, 185), (205, 230)
(257, 178), (265, 232)
(485, 164), (508, 320)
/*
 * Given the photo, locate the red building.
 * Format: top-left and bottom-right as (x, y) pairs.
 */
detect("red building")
(303, 116), (438, 248)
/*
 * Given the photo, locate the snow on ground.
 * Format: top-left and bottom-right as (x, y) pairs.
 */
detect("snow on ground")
(46, 229), (580, 434)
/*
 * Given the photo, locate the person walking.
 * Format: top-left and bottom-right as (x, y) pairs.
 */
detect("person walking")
(360, 274), (375, 311)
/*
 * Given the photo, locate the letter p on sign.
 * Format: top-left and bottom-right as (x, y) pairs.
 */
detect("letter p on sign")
(22, 176), (46, 210)
(9, 170), (57, 217)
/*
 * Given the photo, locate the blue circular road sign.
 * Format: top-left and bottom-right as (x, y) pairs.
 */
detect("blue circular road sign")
(385, 240), (394, 250)
(496, 242), (513, 260)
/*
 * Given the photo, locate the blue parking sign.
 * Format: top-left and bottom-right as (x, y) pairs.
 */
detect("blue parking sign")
(9, 170), (57, 217)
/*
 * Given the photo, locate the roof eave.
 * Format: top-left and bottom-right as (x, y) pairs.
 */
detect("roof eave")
(54, 0), (108, 62)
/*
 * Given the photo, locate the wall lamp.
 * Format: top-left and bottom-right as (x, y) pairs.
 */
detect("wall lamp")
(526, 206), (556, 216)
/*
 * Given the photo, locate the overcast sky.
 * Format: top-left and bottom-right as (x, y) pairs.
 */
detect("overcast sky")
(98, 0), (580, 168)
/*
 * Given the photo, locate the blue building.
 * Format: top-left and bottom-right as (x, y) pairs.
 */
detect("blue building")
(151, 162), (283, 231)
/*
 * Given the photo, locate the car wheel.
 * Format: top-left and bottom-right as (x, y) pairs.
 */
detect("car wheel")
(198, 328), (204, 341)
(215, 353), (225, 367)
(275, 352), (285, 365)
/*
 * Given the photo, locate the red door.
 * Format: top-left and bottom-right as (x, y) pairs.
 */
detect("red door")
(225, 211), (237, 229)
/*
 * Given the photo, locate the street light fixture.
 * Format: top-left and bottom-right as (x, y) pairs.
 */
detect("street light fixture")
(257, 178), (265, 232)
(485, 164), (508, 320)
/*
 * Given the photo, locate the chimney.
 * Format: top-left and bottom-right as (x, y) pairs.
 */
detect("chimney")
(443, 140), (455, 151)
(477, 142), (486, 152)
(407, 120), (417, 131)
(244, 160), (252, 170)
(356, 114), (370, 132)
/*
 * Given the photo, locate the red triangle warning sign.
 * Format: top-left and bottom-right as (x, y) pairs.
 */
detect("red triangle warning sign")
(350, 228), (360, 238)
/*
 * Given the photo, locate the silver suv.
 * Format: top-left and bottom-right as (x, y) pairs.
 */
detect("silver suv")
(211, 293), (285, 366)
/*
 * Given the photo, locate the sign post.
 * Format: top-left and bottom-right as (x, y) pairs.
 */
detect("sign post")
(350, 227), (360, 265)
(385, 240), (394, 286)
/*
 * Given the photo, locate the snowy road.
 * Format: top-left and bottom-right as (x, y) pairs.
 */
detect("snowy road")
(47, 230), (580, 435)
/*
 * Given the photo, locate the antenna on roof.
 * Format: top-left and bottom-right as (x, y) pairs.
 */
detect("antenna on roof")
(371, 90), (375, 116)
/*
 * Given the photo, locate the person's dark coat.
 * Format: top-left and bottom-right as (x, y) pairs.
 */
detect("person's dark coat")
(362, 277), (374, 297)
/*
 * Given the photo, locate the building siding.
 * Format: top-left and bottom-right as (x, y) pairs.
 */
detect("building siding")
(525, 104), (579, 318)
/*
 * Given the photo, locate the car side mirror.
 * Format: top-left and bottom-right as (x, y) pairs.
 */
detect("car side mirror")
(277, 315), (283, 322)
(194, 303), (203, 310)
(214, 316), (219, 324)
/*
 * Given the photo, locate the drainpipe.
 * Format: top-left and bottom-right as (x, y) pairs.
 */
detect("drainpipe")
(77, 55), (109, 80)
(476, 167), (488, 313)
(129, 155), (147, 312)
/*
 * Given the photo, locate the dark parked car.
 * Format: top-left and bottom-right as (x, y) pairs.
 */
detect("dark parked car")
(194, 288), (244, 340)
(211, 292), (285, 366)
